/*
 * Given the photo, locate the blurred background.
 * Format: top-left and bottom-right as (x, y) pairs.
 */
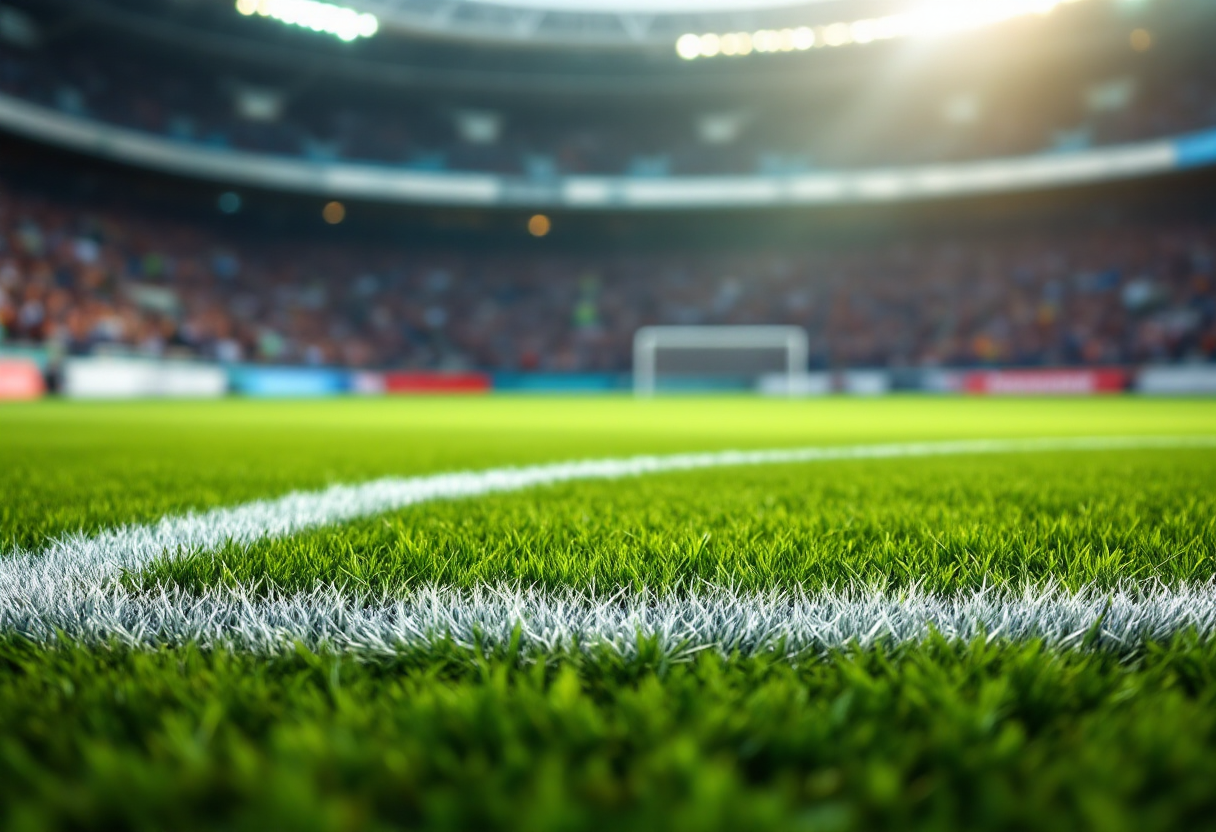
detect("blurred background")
(0, 0), (1214, 398)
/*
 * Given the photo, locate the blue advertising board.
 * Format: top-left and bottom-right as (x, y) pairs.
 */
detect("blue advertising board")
(228, 366), (350, 397)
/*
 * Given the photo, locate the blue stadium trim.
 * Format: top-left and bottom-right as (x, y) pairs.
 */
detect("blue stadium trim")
(1174, 127), (1216, 169)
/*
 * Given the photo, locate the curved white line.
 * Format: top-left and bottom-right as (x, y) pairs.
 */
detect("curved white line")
(2, 435), (1214, 622)
(6, 582), (1216, 655)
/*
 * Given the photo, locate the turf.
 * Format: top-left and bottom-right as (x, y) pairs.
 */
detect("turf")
(4, 396), (1216, 830)
(3, 396), (1213, 553)
(3, 637), (1216, 832)
(131, 448), (1216, 595)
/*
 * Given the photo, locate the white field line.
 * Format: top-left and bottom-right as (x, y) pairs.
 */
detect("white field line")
(5, 582), (1216, 656)
(2, 434), (1216, 652)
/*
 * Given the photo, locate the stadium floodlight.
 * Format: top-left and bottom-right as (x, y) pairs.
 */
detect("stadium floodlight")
(633, 325), (808, 397)
(235, 0), (378, 42)
(676, 0), (1090, 60)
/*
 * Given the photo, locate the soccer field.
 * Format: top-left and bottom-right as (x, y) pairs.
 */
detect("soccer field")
(3, 397), (1216, 830)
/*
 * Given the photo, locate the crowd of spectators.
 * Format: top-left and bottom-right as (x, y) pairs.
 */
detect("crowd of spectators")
(2, 27), (1216, 177)
(1, 180), (1214, 373)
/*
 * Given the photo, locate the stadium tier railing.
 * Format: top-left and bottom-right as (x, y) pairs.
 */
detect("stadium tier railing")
(2, 93), (1215, 209)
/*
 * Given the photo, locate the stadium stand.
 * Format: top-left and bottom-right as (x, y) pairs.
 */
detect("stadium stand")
(1, 1), (1215, 176)
(0, 0), (1214, 383)
(9, 5), (1216, 830)
(3, 30), (1215, 175)
(2, 177), (1213, 372)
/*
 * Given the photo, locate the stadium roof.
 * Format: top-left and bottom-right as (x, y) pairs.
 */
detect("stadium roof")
(218, 0), (1108, 53)
(469, 0), (819, 10)
(316, 0), (860, 47)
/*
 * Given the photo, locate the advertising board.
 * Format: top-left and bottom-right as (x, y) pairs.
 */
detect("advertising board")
(1136, 365), (1216, 395)
(63, 358), (227, 399)
(228, 366), (349, 397)
(961, 369), (1128, 395)
(0, 359), (45, 400)
(493, 373), (625, 393)
(757, 372), (832, 396)
(383, 372), (491, 394)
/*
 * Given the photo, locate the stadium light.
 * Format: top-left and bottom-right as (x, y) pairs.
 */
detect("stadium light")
(527, 214), (551, 237)
(322, 201), (346, 223)
(676, 0), (1089, 60)
(235, 0), (378, 42)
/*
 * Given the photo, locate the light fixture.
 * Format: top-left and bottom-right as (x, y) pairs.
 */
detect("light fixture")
(235, 0), (378, 43)
(676, 0), (1089, 60)
(1129, 27), (1152, 52)
(322, 201), (346, 224)
(528, 214), (551, 238)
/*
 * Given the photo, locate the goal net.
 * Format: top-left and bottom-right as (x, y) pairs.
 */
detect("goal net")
(633, 325), (808, 396)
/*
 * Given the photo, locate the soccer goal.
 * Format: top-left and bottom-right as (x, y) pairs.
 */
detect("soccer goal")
(633, 325), (808, 396)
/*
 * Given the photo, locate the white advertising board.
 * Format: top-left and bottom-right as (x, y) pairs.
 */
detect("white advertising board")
(840, 370), (892, 396)
(757, 372), (833, 397)
(1136, 366), (1216, 395)
(63, 358), (228, 399)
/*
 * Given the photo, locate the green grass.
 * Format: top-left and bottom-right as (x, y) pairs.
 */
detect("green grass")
(4, 396), (1216, 830)
(3, 396), (1213, 553)
(3, 637), (1216, 832)
(131, 449), (1216, 595)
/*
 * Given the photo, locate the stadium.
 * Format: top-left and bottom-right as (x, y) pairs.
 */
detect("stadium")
(2, 0), (1216, 827)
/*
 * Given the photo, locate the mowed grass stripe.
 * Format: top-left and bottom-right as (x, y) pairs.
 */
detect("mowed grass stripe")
(134, 446), (1216, 597)
(2, 437), (1211, 605)
(5, 397), (1215, 553)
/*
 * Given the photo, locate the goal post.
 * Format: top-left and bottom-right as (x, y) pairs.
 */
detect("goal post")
(633, 325), (808, 396)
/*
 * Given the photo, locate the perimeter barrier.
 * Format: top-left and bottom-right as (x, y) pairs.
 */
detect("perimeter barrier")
(491, 372), (627, 393)
(0, 358), (45, 400)
(354, 371), (492, 394)
(4, 358), (1216, 400)
(62, 357), (227, 399)
(756, 367), (1190, 396)
(1136, 365), (1216, 395)
(958, 368), (1130, 395)
(228, 366), (350, 397)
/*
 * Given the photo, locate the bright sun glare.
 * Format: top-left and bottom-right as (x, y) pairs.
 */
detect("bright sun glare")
(469, 0), (823, 11)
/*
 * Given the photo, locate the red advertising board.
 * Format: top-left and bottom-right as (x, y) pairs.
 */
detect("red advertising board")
(381, 372), (491, 394)
(0, 360), (45, 400)
(962, 368), (1128, 395)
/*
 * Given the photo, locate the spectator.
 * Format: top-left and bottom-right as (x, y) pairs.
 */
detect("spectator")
(1, 179), (1213, 371)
